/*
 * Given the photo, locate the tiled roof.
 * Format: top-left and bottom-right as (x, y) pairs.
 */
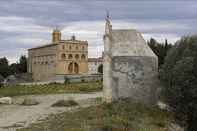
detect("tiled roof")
(28, 43), (57, 50)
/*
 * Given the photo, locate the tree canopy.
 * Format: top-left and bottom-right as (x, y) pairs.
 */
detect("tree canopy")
(148, 38), (172, 67)
(160, 35), (197, 131)
(0, 55), (27, 78)
(0, 57), (10, 77)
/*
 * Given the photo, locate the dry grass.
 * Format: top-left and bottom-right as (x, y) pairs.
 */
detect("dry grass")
(18, 99), (174, 131)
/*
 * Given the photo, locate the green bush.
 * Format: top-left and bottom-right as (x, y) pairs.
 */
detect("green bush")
(160, 35), (197, 131)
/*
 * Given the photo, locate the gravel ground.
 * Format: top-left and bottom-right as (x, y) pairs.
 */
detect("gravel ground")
(0, 92), (102, 131)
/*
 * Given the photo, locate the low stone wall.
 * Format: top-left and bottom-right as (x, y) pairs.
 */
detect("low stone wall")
(19, 74), (102, 85)
(55, 74), (103, 83)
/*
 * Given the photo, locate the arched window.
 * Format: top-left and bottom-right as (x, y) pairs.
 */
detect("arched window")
(76, 46), (78, 50)
(69, 45), (72, 50)
(75, 54), (79, 59)
(81, 54), (86, 60)
(62, 45), (65, 49)
(61, 53), (66, 59)
(82, 46), (85, 50)
(68, 54), (73, 59)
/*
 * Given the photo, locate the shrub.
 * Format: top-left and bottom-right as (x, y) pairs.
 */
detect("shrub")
(64, 76), (69, 85)
(51, 99), (78, 107)
(160, 35), (197, 131)
(0, 74), (4, 87)
(81, 77), (85, 83)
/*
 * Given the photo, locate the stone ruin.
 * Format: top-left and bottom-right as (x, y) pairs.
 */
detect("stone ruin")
(103, 16), (159, 104)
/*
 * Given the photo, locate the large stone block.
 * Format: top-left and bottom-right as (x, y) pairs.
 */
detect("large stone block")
(111, 56), (158, 104)
(103, 17), (159, 105)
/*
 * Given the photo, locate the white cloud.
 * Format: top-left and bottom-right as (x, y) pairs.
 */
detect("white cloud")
(0, 48), (27, 64)
(1, 19), (186, 63)
(0, 16), (51, 33)
(60, 20), (183, 58)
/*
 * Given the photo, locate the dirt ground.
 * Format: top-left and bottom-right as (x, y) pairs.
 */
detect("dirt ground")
(0, 92), (102, 131)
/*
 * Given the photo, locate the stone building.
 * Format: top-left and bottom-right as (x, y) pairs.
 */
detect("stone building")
(28, 28), (88, 81)
(88, 57), (103, 74)
(103, 15), (159, 104)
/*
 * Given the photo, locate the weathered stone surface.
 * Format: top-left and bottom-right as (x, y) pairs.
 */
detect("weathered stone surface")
(111, 56), (158, 104)
(103, 17), (159, 104)
(168, 123), (184, 131)
(0, 97), (12, 104)
(22, 98), (39, 106)
(157, 101), (170, 111)
(111, 30), (156, 58)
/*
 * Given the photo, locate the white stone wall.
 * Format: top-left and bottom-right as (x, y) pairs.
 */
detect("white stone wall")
(88, 61), (102, 74)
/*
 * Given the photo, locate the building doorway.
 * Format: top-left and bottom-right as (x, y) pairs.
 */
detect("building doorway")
(68, 62), (73, 74)
(98, 64), (103, 74)
(74, 62), (79, 74)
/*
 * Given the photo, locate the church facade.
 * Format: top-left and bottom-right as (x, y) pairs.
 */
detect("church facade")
(28, 29), (88, 81)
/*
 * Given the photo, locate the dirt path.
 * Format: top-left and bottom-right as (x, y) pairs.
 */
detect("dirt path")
(0, 92), (102, 131)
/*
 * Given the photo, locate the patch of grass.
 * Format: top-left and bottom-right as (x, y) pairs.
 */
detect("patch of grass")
(18, 99), (174, 131)
(51, 99), (78, 107)
(0, 81), (102, 97)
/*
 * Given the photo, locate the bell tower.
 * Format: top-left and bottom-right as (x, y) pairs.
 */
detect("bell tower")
(52, 27), (61, 43)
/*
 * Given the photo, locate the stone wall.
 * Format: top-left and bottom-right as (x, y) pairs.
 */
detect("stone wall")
(111, 56), (158, 104)
(103, 18), (159, 105)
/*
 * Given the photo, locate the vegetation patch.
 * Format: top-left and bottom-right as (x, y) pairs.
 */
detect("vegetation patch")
(0, 81), (102, 97)
(18, 99), (174, 131)
(160, 36), (197, 130)
(51, 99), (78, 107)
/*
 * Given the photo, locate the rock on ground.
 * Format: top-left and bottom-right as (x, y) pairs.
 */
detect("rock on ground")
(22, 98), (39, 106)
(0, 97), (12, 104)
(0, 92), (102, 131)
(168, 123), (184, 131)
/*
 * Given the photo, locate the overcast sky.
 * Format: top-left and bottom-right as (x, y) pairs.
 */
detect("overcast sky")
(0, 0), (196, 63)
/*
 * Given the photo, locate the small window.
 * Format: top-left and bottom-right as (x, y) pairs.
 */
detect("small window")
(68, 54), (73, 59)
(81, 54), (86, 60)
(62, 45), (65, 49)
(69, 45), (72, 50)
(76, 46), (78, 50)
(82, 46), (85, 50)
(75, 54), (79, 59)
(61, 53), (66, 59)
